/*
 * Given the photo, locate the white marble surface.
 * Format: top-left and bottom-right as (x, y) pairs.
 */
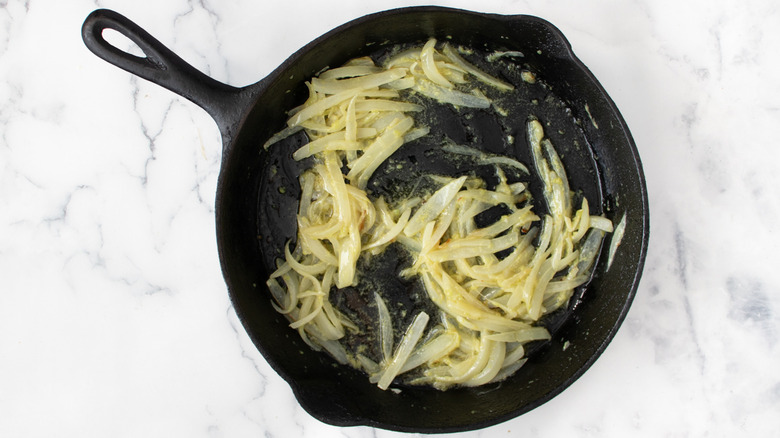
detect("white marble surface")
(1, 0), (779, 436)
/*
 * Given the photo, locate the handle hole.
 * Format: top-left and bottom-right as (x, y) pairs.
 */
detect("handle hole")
(102, 28), (145, 58)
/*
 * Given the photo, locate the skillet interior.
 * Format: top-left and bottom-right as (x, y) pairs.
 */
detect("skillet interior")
(216, 7), (647, 433)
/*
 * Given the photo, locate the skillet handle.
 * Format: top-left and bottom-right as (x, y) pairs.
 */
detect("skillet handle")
(81, 9), (252, 136)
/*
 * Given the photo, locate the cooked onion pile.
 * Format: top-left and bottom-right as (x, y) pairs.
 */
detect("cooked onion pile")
(264, 39), (612, 390)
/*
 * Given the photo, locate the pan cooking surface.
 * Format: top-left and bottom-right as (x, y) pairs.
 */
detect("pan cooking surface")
(256, 41), (605, 371)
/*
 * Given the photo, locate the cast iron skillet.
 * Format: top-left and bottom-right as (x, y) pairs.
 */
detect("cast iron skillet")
(82, 7), (649, 433)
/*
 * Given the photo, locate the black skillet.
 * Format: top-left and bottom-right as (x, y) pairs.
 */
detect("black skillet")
(82, 6), (649, 433)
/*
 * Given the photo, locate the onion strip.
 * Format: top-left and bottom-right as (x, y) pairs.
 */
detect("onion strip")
(442, 44), (514, 91)
(420, 39), (453, 88)
(376, 312), (430, 390)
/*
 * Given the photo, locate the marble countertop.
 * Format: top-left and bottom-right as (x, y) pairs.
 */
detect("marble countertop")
(2, 0), (778, 436)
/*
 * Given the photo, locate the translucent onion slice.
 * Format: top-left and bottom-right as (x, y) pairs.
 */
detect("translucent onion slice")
(404, 176), (467, 236)
(420, 38), (453, 88)
(297, 225), (338, 266)
(576, 229), (606, 275)
(375, 293), (394, 364)
(286, 89), (361, 127)
(480, 156), (530, 174)
(377, 312), (430, 390)
(432, 334), (494, 385)
(607, 213), (626, 270)
(268, 257), (293, 280)
(267, 278), (290, 312)
(287, 88), (399, 127)
(442, 44), (514, 91)
(572, 198), (591, 242)
(483, 326), (552, 343)
(412, 79), (491, 108)
(357, 354), (381, 374)
(336, 221), (360, 288)
(318, 65), (383, 80)
(322, 152), (352, 225)
(315, 303), (345, 340)
(347, 117), (413, 189)
(398, 332), (459, 374)
(441, 143), (530, 173)
(310, 68), (408, 94)
(384, 47), (422, 68)
(262, 125), (304, 149)
(317, 339), (350, 365)
(384, 76), (416, 90)
(542, 138), (571, 215)
(468, 207), (536, 239)
(544, 276), (589, 294)
(458, 188), (516, 206)
(344, 56), (376, 67)
(354, 100), (423, 113)
(284, 243), (329, 279)
(590, 216), (614, 232)
(486, 50), (525, 61)
(289, 296), (323, 329)
(488, 357), (527, 384)
(427, 230), (519, 262)
(345, 95), (358, 142)
(371, 112), (405, 131)
(463, 339), (505, 386)
(292, 128), (377, 160)
(501, 343), (526, 368)
(404, 126), (430, 143)
(421, 201), (457, 257)
(363, 208), (412, 251)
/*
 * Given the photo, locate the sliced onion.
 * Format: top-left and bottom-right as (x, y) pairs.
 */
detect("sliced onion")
(375, 293), (394, 364)
(292, 128), (376, 161)
(442, 44), (514, 91)
(404, 126), (430, 143)
(384, 47), (422, 68)
(354, 99), (422, 113)
(420, 38), (453, 88)
(310, 68), (408, 94)
(607, 213), (626, 270)
(318, 65), (383, 80)
(427, 231), (519, 262)
(398, 332), (458, 374)
(463, 339), (505, 386)
(262, 125), (304, 149)
(377, 312), (430, 390)
(364, 207), (412, 251)
(442, 143), (530, 173)
(404, 176), (467, 236)
(590, 216), (614, 232)
(412, 79), (491, 108)
(483, 326), (551, 343)
(286, 89), (360, 127)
